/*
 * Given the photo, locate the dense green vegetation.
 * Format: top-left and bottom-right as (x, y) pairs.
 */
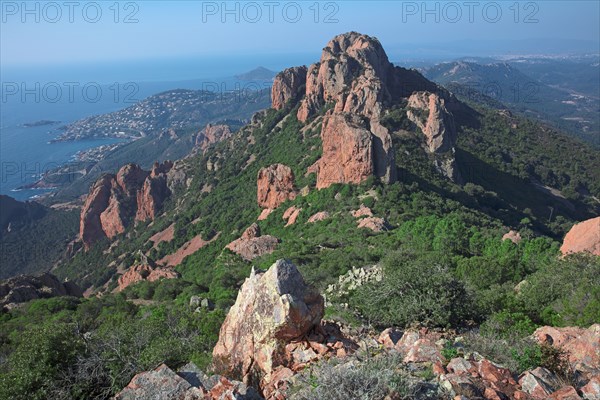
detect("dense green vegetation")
(0, 286), (224, 400)
(2, 64), (599, 399)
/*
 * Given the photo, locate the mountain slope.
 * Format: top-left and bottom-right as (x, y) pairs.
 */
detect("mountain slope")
(422, 61), (600, 145)
(55, 32), (599, 297)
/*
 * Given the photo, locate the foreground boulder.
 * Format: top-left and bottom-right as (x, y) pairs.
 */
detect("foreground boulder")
(213, 260), (324, 384)
(80, 162), (174, 249)
(0, 272), (82, 310)
(560, 217), (600, 257)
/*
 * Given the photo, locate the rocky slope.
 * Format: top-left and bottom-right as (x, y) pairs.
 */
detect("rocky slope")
(118, 260), (600, 400)
(80, 161), (174, 249)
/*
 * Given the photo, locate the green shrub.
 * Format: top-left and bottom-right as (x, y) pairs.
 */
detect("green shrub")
(350, 250), (475, 328)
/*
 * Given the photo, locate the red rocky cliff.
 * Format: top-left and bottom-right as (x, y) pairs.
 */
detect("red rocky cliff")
(271, 66), (307, 110)
(80, 162), (173, 249)
(257, 164), (297, 209)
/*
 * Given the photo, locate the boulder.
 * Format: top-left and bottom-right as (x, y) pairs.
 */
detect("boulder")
(212, 260), (324, 384)
(560, 217), (600, 256)
(581, 375), (600, 399)
(502, 230), (522, 244)
(282, 206), (302, 226)
(534, 325), (600, 373)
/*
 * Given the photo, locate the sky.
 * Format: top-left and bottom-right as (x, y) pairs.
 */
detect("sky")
(1, 1), (599, 71)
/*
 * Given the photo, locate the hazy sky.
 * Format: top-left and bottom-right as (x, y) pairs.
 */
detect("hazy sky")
(2, 0), (599, 67)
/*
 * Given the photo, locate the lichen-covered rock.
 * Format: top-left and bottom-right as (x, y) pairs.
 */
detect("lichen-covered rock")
(212, 260), (324, 384)
(560, 217), (600, 256)
(257, 164), (297, 209)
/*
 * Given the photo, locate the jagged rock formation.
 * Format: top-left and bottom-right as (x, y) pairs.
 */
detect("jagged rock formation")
(117, 263), (179, 292)
(270, 32), (462, 187)
(357, 216), (388, 232)
(257, 164), (297, 209)
(225, 224), (279, 261)
(212, 260), (324, 384)
(196, 123), (233, 153)
(406, 91), (457, 154)
(271, 66), (307, 110)
(0, 273), (82, 310)
(80, 162), (173, 249)
(560, 216), (600, 256)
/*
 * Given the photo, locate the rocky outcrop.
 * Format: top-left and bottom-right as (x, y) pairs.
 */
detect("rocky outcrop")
(351, 204), (373, 218)
(282, 206), (302, 226)
(307, 211), (330, 223)
(196, 123), (233, 153)
(503, 230), (522, 244)
(213, 260), (325, 383)
(272, 32), (463, 187)
(533, 325), (600, 374)
(309, 112), (374, 189)
(271, 66), (307, 110)
(225, 224), (279, 261)
(80, 162), (173, 249)
(357, 216), (388, 232)
(0, 273), (82, 310)
(560, 217), (600, 256)
(115, 363), (262, 400)
(257, 164), (297, 209)
(406, 91), (457, 154)
(117, 263), (179, 292)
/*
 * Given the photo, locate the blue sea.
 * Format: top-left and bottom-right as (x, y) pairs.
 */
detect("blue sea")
(0, 53), (316, 201)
